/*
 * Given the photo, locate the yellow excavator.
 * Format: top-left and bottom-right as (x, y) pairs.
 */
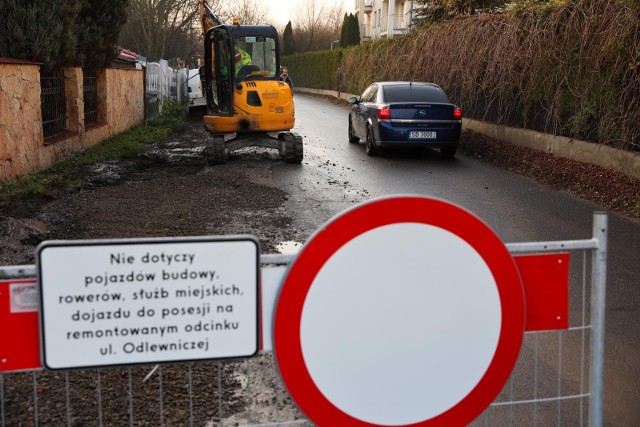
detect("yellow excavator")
(198, 0), (303, 164)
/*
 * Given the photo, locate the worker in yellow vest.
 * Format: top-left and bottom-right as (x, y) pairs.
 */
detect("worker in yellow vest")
(234, 47), (252, 75)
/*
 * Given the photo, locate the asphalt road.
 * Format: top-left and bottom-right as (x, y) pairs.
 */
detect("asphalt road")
(271, 94), (640, 426)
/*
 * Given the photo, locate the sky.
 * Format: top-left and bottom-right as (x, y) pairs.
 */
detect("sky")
(266, 0), (348, 28)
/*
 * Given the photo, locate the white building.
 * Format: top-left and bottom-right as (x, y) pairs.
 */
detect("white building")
(355, 0), (416, 41)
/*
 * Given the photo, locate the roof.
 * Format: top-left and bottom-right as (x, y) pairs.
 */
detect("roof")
(374, 81), (441, 88)
(227, 25), (278, 39)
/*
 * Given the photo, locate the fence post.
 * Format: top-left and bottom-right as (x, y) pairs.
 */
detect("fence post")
(589, 212), (608, 427)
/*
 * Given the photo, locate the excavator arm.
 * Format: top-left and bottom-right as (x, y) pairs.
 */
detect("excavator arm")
(198, 0), (225, 108)
(200, 0), (223, 34)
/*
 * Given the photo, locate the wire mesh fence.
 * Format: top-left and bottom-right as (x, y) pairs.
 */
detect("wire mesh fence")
(472, 250), (593, 426)
(40, 68), (67, 138)
(0, 215), (606, 427)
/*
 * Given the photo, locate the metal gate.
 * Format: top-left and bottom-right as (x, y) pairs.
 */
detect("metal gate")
(0, 213), (607, 426)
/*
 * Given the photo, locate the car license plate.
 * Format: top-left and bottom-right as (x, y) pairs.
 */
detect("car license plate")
(409, 131), (436, 139)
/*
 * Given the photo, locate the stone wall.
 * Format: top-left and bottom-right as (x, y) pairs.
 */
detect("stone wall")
(84, 68), (145, 148)
(0, 60), (43, 181)
(0, 60), (144, 181)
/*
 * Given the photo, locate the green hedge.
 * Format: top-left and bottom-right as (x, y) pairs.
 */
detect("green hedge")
(282, 49), (343, 91)
(0, 0), (128, 70)
(282, 0), (640, 152)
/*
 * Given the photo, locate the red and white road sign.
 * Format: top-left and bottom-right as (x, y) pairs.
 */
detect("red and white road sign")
(273, 196), (526, 426)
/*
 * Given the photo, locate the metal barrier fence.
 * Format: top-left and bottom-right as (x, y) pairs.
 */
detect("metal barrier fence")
(0, 213), (607, 426)
(82, 71), (98, 126)
(40, 68), (67, 138)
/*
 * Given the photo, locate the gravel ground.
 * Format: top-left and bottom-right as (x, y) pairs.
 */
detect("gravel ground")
(0, 99), (638, 426)
(0, 117), (308, 426)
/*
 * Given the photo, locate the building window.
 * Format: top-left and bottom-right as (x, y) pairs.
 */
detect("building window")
(83, 70), (98, 126)
(40, 68), (66, 137)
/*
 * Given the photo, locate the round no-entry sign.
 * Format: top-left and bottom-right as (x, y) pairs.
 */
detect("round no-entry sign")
(274, 196), (525, 426)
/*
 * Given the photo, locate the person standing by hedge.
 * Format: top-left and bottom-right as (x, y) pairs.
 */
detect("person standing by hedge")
(279, 67), (293, 90)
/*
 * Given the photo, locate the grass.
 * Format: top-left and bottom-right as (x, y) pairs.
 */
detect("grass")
(0, 101), (188, 208)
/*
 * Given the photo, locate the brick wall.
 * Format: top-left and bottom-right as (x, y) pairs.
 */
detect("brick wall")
(0, 60), (144, 181)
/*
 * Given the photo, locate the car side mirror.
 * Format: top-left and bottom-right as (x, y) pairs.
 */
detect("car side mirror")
(347, 96), (359, 104)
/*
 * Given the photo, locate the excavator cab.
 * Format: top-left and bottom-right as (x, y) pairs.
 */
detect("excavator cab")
(205, 26), (278, 115)
(201, 12), (303, 164)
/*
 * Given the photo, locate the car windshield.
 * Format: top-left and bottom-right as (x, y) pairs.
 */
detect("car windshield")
(233, 35), (277, 78)
(382, 85), (450, 103)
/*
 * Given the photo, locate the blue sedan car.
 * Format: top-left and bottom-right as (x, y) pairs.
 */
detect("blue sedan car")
(348, 81), (462, 158)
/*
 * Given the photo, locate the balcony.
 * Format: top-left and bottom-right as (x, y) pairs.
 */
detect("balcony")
(360, 24), (372, 40)
(380, 13), (412, 37)
(355, 0), (374, 15)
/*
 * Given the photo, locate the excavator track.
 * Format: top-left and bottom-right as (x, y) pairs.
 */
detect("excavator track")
(280, 132), (303, 163)
(204, 135), (228, 165)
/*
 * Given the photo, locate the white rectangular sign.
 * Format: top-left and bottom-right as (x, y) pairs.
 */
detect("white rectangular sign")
(36, 236), (260, 370)
(10, 282), (39, 313)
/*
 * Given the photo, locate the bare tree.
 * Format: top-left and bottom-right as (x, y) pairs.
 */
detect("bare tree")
(294, 0), (326, 52)
(325, 2), (345, 31)
(223, 0), (272, 25)
(293, 0), (343, 52)
(119, 0), (203, 63)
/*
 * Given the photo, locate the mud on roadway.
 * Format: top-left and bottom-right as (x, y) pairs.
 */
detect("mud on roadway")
(0, 112), (309, 426)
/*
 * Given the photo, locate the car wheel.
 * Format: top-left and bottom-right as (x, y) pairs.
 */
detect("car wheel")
(365, 127), (378, 156)
(440, 146), (457, 159)
(348, 117), (359, 143)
